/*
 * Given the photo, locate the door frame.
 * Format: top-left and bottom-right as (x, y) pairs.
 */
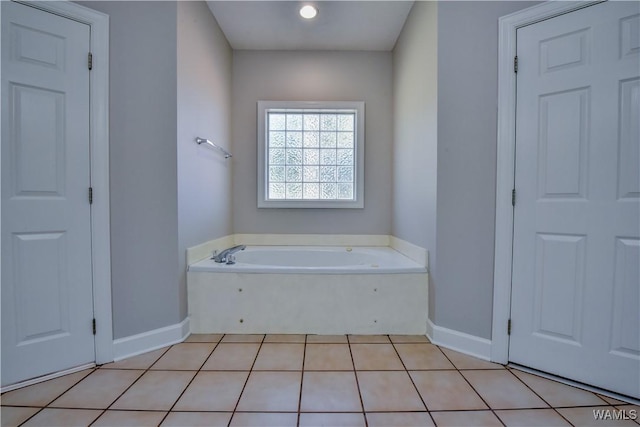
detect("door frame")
(491, 0), (605, 364)
(1, 1), (113, 366)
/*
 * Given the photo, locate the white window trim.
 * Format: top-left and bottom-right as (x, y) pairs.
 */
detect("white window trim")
(257, 100), (365, 209)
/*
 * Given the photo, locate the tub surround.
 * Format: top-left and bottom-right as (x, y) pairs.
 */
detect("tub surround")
(187, 235), (428, 335)
(189, 271), (427, 334)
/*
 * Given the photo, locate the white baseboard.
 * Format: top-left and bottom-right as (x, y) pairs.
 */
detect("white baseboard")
(427, 319), (492, 361)
(112, 317), (190, 362)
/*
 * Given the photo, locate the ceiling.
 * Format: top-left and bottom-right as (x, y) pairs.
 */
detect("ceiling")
(206, 1), (415, 51)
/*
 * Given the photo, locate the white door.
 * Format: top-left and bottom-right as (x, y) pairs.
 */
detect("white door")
(511, 1), (640, 398)
(1, 1), (95, 386)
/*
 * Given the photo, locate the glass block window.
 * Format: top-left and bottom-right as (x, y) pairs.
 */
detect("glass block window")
(257, 101), (364, 208)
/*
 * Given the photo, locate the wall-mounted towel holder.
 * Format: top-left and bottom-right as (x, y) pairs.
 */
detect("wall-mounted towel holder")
(196, 137), (232, 159)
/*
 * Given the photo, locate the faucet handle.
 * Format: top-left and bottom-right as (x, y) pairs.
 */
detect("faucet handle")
(211, 250), (218, 260)
(226, 254), (236, 265)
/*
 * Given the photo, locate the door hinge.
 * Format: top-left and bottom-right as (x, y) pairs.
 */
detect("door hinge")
(88, 52), (93, 71)
(514, 55), (518, 73)
(507, 318), (512, 335)
(512, 188), (516, 206)
(92, 318), (96, 335)
(89, 187), (93, 205)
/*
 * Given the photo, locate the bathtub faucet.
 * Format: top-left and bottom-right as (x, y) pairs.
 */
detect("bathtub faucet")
(213, 245), (246, 264)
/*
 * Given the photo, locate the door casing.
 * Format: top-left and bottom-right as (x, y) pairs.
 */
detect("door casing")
(0, 0), (111, 388)
(492, 0), (605, 364)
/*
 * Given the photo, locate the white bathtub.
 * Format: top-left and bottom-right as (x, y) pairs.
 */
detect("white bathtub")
(189, 246), (426, 274)
(188, 246), (428, 334)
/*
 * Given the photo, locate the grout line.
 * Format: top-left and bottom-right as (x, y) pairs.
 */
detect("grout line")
(227, 334), (266, 427)
(297, 335), (308, 427)
(347, 334), (368, 427)
(388, 336), (434, 426)
(156, 338), (223, 426)
(16, 407), (45, 427)
(437, 344), (507, 427)
(87, 344), (173, 426)
(10, 366), (96, 408)
(507, 367), (579, 426)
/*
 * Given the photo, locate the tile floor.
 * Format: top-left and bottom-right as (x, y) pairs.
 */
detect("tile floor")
(1, 334), (638, 427)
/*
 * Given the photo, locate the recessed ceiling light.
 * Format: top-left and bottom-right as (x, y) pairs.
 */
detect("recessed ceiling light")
(299, 4), (318, 19)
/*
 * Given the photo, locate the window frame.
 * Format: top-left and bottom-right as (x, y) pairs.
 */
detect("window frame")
(257, 100), (365, 209)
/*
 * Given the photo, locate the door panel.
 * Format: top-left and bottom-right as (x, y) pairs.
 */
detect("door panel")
(611, 238), (639, 358)
(511, 1), (640, 398)
(618, 78), (639, 200)
(1, 1), (94, 386)
(533, 233), (585, 345)
(537, 88), (589, 199)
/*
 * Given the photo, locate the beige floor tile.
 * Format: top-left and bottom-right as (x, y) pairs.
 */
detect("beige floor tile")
(253, 344), (304, 370)
(264, 334), (306, 343)
(616, 405), (640, 425)
(185, 334), (223, 343)
(236, 372), (301, 412)
(431, 410), (502, 427)
(202, 343), (260, 370)
(49, 369), (143, 409)
(440, 347), (504, 370)
(512, 370), (608, 407)
(557, 406), (638, 426)
(173, 371), (249, 411)
(395, 344), (455, 370)
(366, 412), (434, 427)
(230, 412), (298, 427)
(20, 408), (101, 427)
(161, 412), (232, 427)
(304, 344), (353, 371)
(300, 372), (362, 412)
(496, 409), (572, 426)
(162, 412), (231, 427)
(462, 370), (548, 409)
(599, 394), (629, 405)
(389, 335), (431, 344)
(307, 335), (348, 344)
(0, 406), (40, 427)
(410, 370), (487, 411)
(110, 370), (195, 411)
(101, 348), (168, 370)
(616, 405), (640, 413)
(222, 334), (264, 343)
(91, 410), (167, 426)
(348, 335), (390, 343)
(350, 344), (404, 370)
(598, 394), (627, 405)
(299, 412), (366, 427)
(0, 369), (93, 407)
(150, 343), (215, 370)
(357, 371), (425, 412)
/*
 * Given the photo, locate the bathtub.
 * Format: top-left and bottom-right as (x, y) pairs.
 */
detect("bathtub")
(187, 246), (428, 334)
(189, 246), (426, 274)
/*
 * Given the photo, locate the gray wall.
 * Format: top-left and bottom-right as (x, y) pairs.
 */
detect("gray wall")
(177, 2), (233, 320)
(231, 51), (393, 235)
(435, 1), (540, 339)
(392, 1), (438, 317)
(79, 1), (180, 339)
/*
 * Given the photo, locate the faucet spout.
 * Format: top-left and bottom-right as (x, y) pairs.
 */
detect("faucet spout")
(213, 245), (246, 263)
